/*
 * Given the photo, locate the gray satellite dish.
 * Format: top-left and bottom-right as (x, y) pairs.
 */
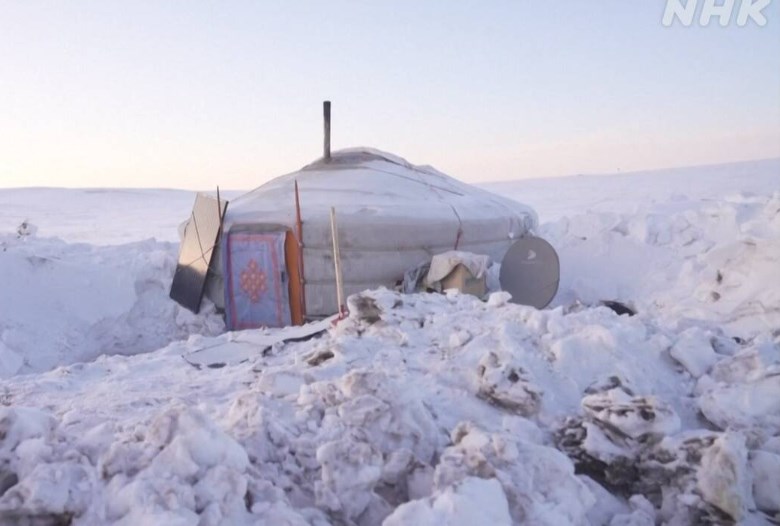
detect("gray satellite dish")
(499, 236), (560, 309)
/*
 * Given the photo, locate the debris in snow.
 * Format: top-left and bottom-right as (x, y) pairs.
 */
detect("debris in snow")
(581, 387), (681, 441)
(306, 348), (335, 367)
(555, 380), (775, 524)
(600, 300), (636, 317)
(434, 422), (595, 525)
(15, 220), (37, 238)
(476, 351), (542, 416)
(348, 294), (383, 325)
(556, 386), (681, 494)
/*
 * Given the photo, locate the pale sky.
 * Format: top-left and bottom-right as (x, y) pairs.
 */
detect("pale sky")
(1, 1), (779, 189)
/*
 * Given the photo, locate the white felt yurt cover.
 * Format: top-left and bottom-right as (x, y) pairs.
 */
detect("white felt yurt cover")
(212, 148), (538, 318)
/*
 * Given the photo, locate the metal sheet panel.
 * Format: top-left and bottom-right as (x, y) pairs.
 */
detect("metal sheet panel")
(499, 236), (560, 309)
(169, 193), (228, 313)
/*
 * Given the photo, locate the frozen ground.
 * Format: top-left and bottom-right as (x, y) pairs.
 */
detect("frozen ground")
(0, 158), (778, 525)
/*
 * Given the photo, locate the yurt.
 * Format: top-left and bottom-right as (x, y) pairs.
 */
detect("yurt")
(206, 146), (538, 329)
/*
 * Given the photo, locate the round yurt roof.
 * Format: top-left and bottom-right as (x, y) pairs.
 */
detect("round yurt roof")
(224, 147), (537, 232)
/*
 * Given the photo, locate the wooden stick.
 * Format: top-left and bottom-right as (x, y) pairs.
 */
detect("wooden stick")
(294, 179), (306, 319)
(329, 206), (346, 317)
(323, 100), (331, 160)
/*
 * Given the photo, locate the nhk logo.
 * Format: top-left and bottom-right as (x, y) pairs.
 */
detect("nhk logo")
(662, 0), (772, 26)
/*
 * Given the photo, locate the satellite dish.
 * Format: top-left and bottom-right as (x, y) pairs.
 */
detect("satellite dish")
(499, 236), (560, 309)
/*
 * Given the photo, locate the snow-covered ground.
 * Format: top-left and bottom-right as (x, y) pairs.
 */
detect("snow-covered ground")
(0, 158), (778, 525)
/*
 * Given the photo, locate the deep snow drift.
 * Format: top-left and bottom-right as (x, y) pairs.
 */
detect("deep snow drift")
(0, 235), (224, 376)
(0, 158), (778, 525)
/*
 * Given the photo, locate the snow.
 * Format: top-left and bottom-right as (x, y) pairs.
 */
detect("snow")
(0, 157), (779, 525)
(0, 235), (224, 377)
(695, 432), (755, 522)
(669, 327), (721, 378)
(750, 450), (780, 513)
(383, 477), (512, 526)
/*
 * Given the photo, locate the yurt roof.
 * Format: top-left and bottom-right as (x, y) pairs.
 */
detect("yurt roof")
(224, 147), (537, 230)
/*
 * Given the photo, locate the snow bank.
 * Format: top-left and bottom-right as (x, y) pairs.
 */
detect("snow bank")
(0, 233), (223, 377)
(544, 191), (780, 338)
(1, 286), (778, 524)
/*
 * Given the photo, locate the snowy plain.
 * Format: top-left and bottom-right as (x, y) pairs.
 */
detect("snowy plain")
(0, 157), (778, 525)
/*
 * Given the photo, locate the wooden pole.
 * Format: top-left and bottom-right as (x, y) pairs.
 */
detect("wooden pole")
(294, 180), (306, 319)
(323, 100), (331, 160)
(329, 206), (346, 317)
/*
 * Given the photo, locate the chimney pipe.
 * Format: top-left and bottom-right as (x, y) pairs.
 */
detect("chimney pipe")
(323, 100), (331, 160)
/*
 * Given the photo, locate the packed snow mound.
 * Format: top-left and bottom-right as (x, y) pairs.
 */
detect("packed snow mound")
(0, 234), (224, 377)
(545, 191), (780, 338)
(2, 288), (779, 525)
